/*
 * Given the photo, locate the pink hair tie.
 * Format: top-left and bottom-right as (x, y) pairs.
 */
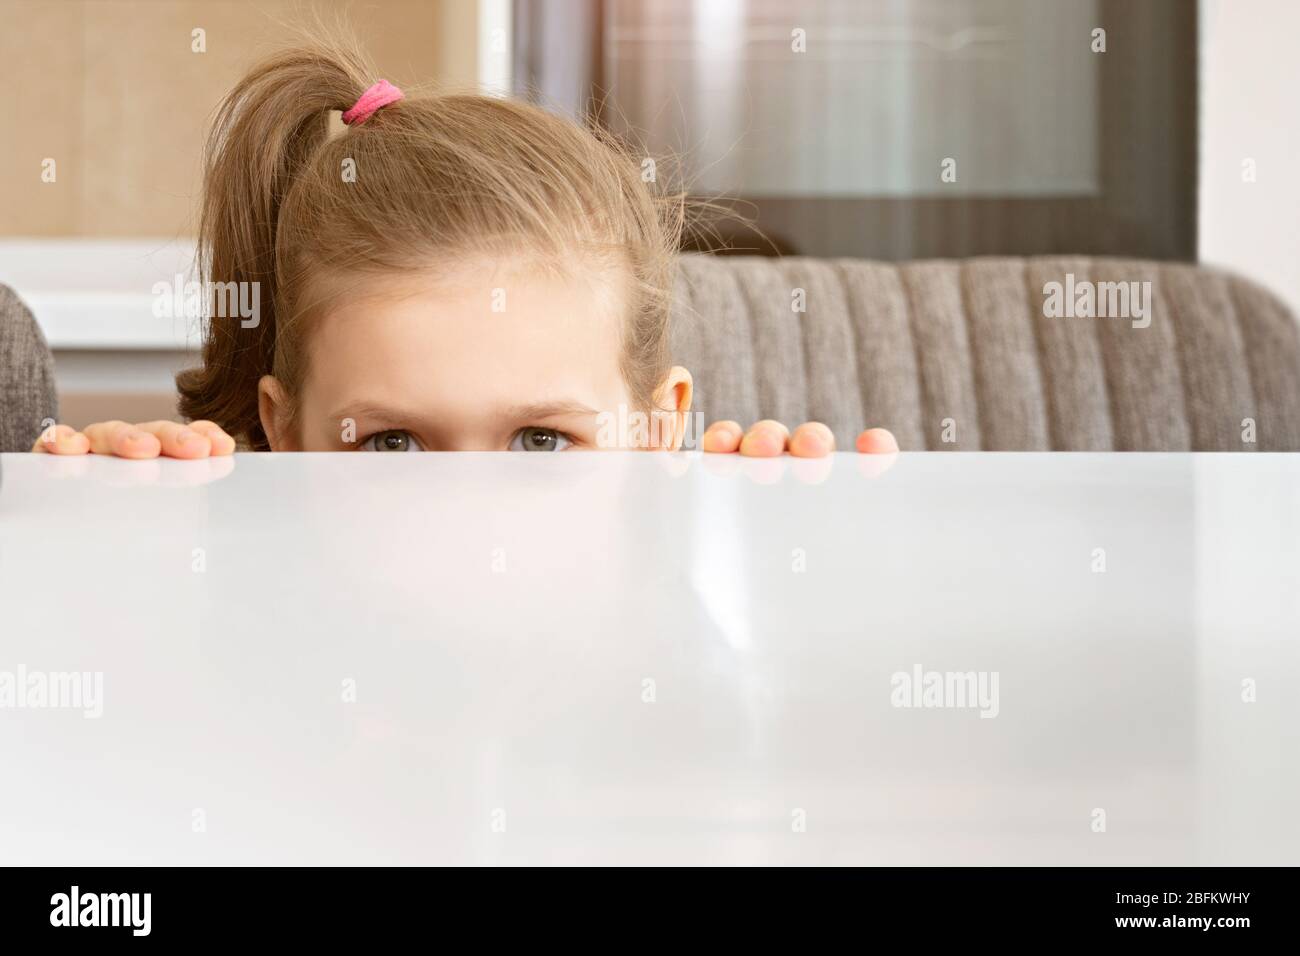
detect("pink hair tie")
(342, 79), (404, 126)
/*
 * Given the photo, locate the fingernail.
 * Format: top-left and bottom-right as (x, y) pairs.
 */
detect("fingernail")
(126, 430), (147, 443)
(177, 428), (196, 443)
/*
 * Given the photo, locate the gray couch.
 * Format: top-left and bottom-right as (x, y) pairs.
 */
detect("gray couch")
(1, 285), (57, 452)
(3, 255), (1299, 452)
(672, 255), (1300, 451)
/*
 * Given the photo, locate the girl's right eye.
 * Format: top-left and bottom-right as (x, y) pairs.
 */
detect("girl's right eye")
(360, 430), (424, 452)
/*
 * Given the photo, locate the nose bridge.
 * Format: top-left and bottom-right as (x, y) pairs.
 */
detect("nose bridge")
(434, 421), (505, 452)
(440, 437), (501, 452)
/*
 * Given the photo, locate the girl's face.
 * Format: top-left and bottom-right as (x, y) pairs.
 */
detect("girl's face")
(258, 259), (692, 452)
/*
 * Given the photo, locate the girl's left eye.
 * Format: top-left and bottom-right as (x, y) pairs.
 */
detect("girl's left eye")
(509, 427), (571, 452)
(360, 430), (424, 452)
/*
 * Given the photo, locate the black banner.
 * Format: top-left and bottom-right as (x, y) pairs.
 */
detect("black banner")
(0, 866), (1288, 942)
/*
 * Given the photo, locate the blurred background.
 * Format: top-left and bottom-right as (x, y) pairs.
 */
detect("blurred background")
(0, 0), (1295, 427)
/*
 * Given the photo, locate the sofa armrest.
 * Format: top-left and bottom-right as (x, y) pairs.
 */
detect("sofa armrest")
(0, 284), (58, 452)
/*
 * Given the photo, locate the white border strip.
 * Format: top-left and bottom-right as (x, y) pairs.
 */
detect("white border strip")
(477, 0), (513, 96)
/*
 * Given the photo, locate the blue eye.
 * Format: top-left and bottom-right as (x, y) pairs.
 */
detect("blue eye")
(509, 427), (571, 452)
(361, 430), (424, 452)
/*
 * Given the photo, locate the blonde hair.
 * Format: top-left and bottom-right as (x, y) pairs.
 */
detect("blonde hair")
(177, 42), (684, 449)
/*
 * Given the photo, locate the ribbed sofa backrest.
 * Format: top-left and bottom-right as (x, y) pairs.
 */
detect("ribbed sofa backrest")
(671, 255), (1300, 451)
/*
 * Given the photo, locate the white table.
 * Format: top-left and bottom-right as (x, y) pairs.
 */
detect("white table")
(1, 451), (1296, 865)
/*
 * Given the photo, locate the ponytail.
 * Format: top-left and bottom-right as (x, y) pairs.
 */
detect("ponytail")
(176, 45), (371, 449)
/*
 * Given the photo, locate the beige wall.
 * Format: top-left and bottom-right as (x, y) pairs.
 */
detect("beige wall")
(0, 0), (479, 239)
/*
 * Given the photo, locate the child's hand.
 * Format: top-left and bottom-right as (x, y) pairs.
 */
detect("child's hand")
(31, 421), (235, 459)
(702, 420), (898, 458)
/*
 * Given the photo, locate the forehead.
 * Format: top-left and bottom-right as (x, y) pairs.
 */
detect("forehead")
(301, 259), (629, 409)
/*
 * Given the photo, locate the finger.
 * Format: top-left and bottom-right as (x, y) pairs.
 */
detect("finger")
(739, 420), (789, 457)
(702, 420), (744, 454)
(134, 421), (213, 459)
(83, 421), (162, 459)
(856, 427), (900, 455)
(186, 420), (236, 456)
(31, 424), (89, 455)
(31, 421), (58, 451)
(789, 422), (836, 458)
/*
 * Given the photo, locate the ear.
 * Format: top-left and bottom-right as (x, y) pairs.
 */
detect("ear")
(651, 366), (693, 451)
(258, 375), (298, 451)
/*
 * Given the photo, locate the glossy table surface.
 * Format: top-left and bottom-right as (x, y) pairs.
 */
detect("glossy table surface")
(1, 451), (1297, 865)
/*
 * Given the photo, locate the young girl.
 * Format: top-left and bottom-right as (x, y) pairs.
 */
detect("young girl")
(33, 44), (896, 461)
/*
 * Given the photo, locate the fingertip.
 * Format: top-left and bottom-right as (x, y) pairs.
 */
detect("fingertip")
(172, 428), (213, 459)
(38, 424), (87, 455)
(59, 430), (90, 455)
(739, 426), (786, 457)
(790, 423), (835, 458)
(703, 421), (743, 454)
(856, 427), (900, 455)
(188, 421), (237, 456)
(115, 429), (162, 459)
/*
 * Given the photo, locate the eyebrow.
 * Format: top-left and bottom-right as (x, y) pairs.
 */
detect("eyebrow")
(329, 402), (423, 426)
(501, 400), (600, 421)
(329, 399), (600, 428)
